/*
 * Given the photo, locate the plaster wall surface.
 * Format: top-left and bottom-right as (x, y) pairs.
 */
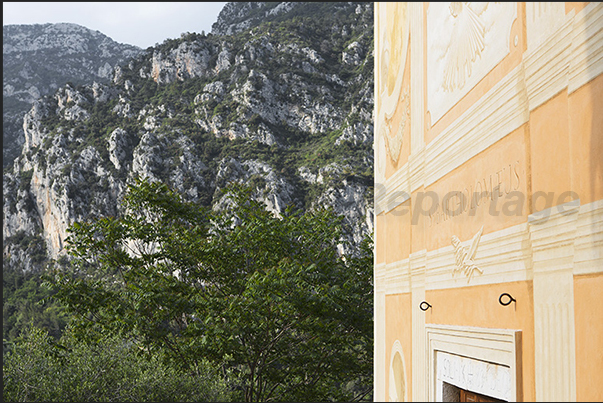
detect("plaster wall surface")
(374, 2), (603, 401)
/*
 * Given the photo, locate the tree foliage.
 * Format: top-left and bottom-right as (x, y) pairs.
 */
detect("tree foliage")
(3, 268), (68, 347)
(3, 324), (233, 402)
(46, 177), (373, 402)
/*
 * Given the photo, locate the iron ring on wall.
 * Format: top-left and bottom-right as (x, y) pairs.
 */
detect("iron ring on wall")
(499, 293), (516, 306)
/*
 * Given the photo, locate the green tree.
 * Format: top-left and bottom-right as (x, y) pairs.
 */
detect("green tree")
(3, 324), (233, 402)
(47, 177), (373, 402)
(3, 259), (69, 347)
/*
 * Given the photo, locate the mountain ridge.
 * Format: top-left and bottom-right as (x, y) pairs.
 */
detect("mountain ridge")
(3, 22), (143, 167)
(3, 2), (374, 275)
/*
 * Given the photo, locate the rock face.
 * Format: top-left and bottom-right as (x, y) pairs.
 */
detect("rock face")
(3, 23), (142, 167)
(3, 2), (374, 272)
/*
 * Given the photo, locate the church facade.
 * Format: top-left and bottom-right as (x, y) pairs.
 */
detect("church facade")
(373, 2), (603, 401)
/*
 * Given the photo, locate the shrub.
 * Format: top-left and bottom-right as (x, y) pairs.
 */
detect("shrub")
(3, 325), (235, 402)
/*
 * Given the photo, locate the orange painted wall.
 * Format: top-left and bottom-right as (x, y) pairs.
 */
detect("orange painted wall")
(385, 200), (412, 263)
(376, 212), (386, 264)
(425, 281), (536, 401)
(566, 2), (590, 14)
(410, 187), (426, 253)
(423, 126), (529, 252)
(376, 2), (602, 402)
(568, 73), (603, 205)
(384, 293), (413, 402)
(529, 91), (574, 212)
(574, 273), (603, 402)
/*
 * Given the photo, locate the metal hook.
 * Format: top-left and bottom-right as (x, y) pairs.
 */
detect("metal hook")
(419, 301), (432, 311)
(499, 293), (516, 306)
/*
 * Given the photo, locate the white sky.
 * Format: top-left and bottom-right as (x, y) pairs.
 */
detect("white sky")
(3, 2), (228, 49)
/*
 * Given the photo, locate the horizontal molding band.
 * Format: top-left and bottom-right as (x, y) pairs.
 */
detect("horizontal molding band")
(374, 200), (603, 291)
(375, 3), (602, 216)
(568, 2), (603, 93)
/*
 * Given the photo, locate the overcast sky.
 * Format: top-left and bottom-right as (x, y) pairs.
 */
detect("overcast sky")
(3, 2), (228, 49)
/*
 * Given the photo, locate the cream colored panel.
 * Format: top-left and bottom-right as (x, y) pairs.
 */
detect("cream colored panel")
(375, 2), (409, 181)
(529, 200), (579, 402)
(374, 154), (387, 403)
(374, 288), (387, 402)
(374, 2), (383, 186)
(385, 259), (411, 295)
(374, 2), (386, 184)
(525, 3), (603, 105)
(427, 2), (517, 125)
(573, 200), (603, 276)
(526, 2), (566, 51)
(373, 10), (387, 398)
(524, 12), (573, 112)
(568, 2), (603, 94)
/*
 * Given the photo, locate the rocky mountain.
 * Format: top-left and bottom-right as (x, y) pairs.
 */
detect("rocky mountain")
(3, 23), (143, 167)
(3, 2), (374, 274)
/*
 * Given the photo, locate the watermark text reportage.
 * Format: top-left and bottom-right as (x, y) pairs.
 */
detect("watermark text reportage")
(375, 183), (580, 226)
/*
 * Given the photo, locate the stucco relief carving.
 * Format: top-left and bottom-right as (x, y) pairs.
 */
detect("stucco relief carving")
(452, 226), (483, 282)
(443, 2), (488, 92)
(428, 2), (516, 125)
(376, 3), (409, 178)
(437, 351), (512, 402)
(389, 340), (407, 402)
(382, 87), (410, 164)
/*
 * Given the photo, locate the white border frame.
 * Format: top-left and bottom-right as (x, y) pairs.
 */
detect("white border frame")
(426, 324), (522, 402)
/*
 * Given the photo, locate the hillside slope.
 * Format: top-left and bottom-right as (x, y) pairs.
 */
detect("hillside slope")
(3, 2), (374, 275)
(3, 22), (142, 167)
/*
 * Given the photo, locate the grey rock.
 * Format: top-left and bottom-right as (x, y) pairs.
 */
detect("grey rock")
(4, 2), (375, 273)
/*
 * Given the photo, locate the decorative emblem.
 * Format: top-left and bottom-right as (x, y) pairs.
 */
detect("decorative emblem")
(376, 3), (409, 177)
(451, 225), (484, 282)
(428, 2), (516, 124)
(442, 2), (489, 92)
(382, 87), (410, 164)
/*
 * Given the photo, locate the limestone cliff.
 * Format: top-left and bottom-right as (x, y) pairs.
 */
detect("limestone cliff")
(3, 23), (142, 167)
(3, 2), (374, 272)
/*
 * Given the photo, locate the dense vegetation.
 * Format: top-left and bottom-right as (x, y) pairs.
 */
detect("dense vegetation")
(4, 325), (233, 402)
(3, 262), (68, 347)
(3, 4), (374, 401)
(4, 178), (373, 402)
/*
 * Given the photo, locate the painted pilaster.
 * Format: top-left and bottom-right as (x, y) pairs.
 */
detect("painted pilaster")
(410, 2), (424, 157)
(410, 249), (427, 402)
(409, 6), (427, 397)
(529, 200), (579, 402)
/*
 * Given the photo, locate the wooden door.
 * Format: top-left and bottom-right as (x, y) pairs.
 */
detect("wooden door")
(460, 389), (505, 402)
